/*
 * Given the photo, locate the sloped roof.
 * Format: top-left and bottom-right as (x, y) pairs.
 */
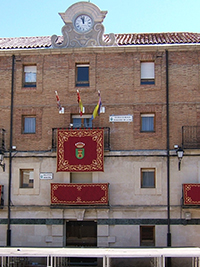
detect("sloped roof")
(113, 32), (200, 45)
(0, 32), (200, 50)
(0, 36), (52, 49)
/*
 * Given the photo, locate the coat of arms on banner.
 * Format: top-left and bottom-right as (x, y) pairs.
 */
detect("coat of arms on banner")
(57, 129), (104, 172)
(75, 142), (85, 159)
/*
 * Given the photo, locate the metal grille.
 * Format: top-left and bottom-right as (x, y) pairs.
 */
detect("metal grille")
(0, 129), (5, 152)
(182, 126), (200, 148)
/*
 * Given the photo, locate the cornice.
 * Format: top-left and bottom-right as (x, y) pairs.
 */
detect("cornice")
(1, 43), (200, 57)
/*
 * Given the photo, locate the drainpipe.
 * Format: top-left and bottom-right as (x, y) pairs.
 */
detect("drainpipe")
(7, 54), (15, 246)
(166, 50), (171, 247)
(166, 50), (171, 267)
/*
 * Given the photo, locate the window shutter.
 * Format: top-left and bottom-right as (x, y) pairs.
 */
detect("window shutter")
(141, 62), (154, 79)
(24, 66), (37, 73)
(24, 66), (37, 84)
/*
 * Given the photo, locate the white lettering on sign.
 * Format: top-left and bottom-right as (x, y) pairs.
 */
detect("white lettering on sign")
(40, 173), (53, 180)
(109, 115), (133, 122)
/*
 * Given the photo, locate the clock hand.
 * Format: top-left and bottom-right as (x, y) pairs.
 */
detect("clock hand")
(81, 16), (85, 24)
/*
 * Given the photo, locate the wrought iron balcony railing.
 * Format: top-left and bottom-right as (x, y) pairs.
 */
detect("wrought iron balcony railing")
(0, 129), (5, 152)
(52, 127), (110, 151)
(182, 126), (200, 149)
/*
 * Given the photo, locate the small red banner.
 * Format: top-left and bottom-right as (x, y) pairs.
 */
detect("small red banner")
(57, 129), (104, 172)
(183, 184), (200, 205)
(0, 185), (2, 205)
(51, 183), (109, 205)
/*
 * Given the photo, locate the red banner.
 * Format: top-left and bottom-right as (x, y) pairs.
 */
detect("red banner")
(0, 185), (2, 206)
(57, 129), (104, 172)
(51, 183), (109, 205)
(183, 184), (200, 205)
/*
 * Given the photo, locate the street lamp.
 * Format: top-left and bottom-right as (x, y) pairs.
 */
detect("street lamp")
(174, 145), (184, 171)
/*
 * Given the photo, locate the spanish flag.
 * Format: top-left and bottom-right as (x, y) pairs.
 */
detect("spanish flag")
(77, 90), (83, 116)
(92, 91), (101, 120)
(55, 91), (62, 111)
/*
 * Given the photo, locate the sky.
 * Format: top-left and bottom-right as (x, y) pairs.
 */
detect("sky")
(1, 0), (200, 38)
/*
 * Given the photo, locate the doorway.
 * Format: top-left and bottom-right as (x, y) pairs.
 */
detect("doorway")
(66, 221), (97, 247)
(66, 221), (97, 266)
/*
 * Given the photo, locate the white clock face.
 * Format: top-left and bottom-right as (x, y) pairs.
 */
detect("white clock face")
(74, 14), (93, 33)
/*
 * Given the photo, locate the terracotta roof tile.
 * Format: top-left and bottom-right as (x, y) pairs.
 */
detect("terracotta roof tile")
(113, 32), (200, 45)
(1, 32), (200, 50)
(0, 36), (51, 49)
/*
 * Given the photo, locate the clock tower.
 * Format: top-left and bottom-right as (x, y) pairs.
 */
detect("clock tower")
(51, 2), (117, 48)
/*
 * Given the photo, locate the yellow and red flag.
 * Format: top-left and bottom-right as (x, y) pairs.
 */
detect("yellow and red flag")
(77, 90), (83, 116)
(92, 91), (101, 120)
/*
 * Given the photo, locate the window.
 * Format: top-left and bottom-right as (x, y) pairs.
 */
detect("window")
(140, 226), (155, 246)
(72, 114), (92, 128)
(22, 116), (36, 134)
(23, 65), (37, 87)
(141, 168), (155, 188)
(141, 62), (155, 85)
(76, 64), (89, 87)
(13, 163), (39, 195)
(70, 173), (92, 184)
(141, 114), (155, 132)
(20, 169), (34, 188)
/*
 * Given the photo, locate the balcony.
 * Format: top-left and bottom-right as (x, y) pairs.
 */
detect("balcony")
(52, 127), (110, 151)
(0, 129), (5, 152)
(51, 183), (109, 206)
(182, 126), (200, 149)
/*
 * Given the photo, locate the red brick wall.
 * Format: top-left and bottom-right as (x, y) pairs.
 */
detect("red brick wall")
(0, 48), (199, 151)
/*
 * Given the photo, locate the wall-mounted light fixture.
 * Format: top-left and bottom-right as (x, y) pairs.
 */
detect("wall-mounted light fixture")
(0, 151), (5, 172)
(174, 145), (184, 171)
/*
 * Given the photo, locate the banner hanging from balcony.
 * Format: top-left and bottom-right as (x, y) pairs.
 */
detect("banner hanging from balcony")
(183, 184), (200, 205)
(57, 129), (104, 172)
(51, 183), (108, 205)
(0, 185), (2, 206)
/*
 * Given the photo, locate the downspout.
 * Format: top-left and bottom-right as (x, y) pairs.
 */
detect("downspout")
(7, 54), (15, 246)
(166, 50), (171, 247)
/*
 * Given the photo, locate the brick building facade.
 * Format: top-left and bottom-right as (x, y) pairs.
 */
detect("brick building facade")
(0, 2), (200, 266)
